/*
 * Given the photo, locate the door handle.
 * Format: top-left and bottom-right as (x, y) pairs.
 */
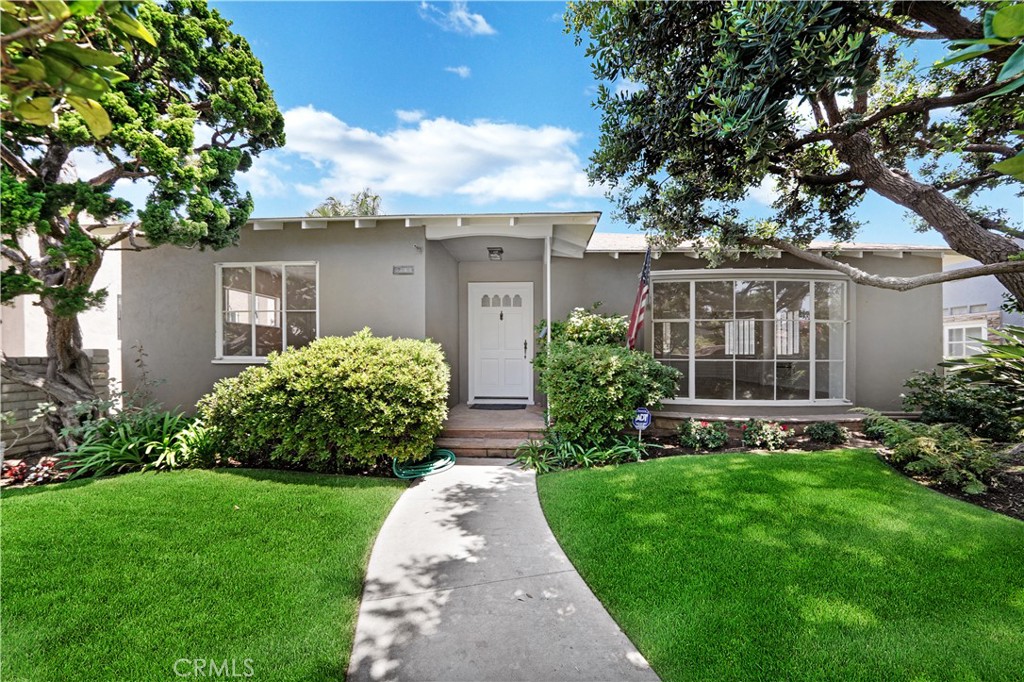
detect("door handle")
(524, 339), (527, 358)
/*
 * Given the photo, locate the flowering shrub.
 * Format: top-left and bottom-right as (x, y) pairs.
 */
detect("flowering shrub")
(2, 460), (60, 486)
(739, 419), (788, 450)
(804, 421), (850, 445)
(677, 419), (729, 451)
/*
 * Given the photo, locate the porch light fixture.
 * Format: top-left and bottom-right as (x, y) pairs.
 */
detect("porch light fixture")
(487, 246), (504, 261)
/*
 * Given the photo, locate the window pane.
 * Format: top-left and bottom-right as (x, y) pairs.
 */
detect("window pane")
(695, 281), (733, 319)
(735, 281), (774, 319)
(969, 304), (986, 313)
(654, 322), (689, 358)
(964, 327), (985, 355)
(814, 281), (845, 320)
(775, 317), (808, 358)
(695, 321), (728, 358)
(286, 265), (316, 310)
(287, 312), (316, 348)
(815, 323), (844, 360)
(222, 318), (252, 357)
(735, 361), (774, 400)
(254, 323), (282, 357)
(776, 281), (810, 319)
(255, 293), (279, 327)
(948, 327), (964, 342)
(659, 359), (689, 398)
(653, 281), (690, 319)
(776, 361), (810, 400)
(695, 361), (733, 400)
(222, 267), (251, 324)
(815, 361), (844, 400)
(727, 319), (774, 359)
(950, 305), (968, 316)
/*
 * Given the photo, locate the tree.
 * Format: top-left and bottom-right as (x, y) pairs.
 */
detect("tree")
(306, 188), (383, 217)
(1, 0), (285, 450)
(567, 1), (1024, 306)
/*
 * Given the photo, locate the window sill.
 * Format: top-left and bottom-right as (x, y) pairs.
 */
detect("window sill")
(212, 357), (269, 365)
(663, 398), (852, 406)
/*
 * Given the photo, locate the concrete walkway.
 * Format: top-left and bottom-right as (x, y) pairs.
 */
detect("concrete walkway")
(348, 459), (659, 682)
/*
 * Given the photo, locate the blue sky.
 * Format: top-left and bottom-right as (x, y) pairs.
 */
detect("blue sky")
(200, 0), (1021, 245)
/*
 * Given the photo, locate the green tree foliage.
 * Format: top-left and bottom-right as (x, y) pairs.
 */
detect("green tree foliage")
(567, 1), (1024, 306)
(1, 0), (156, 138)
(306, 187), (382, 217)
(1, 0), (285, 449)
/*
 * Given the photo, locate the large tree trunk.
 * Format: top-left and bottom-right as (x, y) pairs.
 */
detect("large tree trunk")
(1, 253), (104, 453)
(837, 131), (1024, 307)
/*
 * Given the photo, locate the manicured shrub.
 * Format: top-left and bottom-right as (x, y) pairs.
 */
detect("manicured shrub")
(902, 370), (1019, 441)
(536, 342), (679, 446)
(739, 419), (788, 450)
(678, 419), (729, 451)
(197, 329), (450, 470)
(804, 421), (849, 445)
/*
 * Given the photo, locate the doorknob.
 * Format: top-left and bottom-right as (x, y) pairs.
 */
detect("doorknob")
(523, 339), (527, 358)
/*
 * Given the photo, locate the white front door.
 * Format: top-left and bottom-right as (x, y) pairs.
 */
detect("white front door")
(468, 282), (533, 404)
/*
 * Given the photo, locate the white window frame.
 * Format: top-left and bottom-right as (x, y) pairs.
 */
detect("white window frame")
(943, 320), (986, 359)
(650, 269), (851, 406)
(213, 261), (320, 364)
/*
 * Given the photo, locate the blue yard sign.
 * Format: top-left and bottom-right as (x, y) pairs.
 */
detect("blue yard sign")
(633, 407), (652, 431)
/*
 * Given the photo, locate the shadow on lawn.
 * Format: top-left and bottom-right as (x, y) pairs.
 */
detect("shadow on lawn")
(562, 449), (1024, 680)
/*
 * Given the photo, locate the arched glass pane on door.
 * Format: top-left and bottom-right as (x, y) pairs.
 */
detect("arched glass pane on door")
(481, 295), (490, 307)
(502, 294), (512, 307)
(491, 295), (501, 307)
(512, 294), (522, 307)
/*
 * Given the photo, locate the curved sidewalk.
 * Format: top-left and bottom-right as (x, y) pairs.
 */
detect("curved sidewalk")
(348, 459), (659, 682)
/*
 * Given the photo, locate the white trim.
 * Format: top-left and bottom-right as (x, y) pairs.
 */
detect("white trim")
(943, 320), (987, 359)
(467, 282), (534, 406)
(214, 261), (319, 362)
(650, 268), (849, 281)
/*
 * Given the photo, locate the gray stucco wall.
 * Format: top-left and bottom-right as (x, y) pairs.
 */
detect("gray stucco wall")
(425, 241), (460, 405)
(121, 222), (428, 411)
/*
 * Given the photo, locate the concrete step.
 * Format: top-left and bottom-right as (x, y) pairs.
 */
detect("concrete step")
(435, 436), (531, 458)
(439, 429), (545, 441)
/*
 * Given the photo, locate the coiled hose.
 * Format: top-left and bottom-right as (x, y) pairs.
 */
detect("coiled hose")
(392, 448), (457, 479)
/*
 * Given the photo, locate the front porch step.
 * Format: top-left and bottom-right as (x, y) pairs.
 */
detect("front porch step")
(435, 436), (533, 458)
(439, 429), (545, 441)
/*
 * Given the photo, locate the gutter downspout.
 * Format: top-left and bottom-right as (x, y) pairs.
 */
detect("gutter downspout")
(544, 234), (552, 427)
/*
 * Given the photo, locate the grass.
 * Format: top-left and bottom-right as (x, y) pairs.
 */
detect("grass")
(538, 449), (1024, 682)
(1, 468), (404, 682)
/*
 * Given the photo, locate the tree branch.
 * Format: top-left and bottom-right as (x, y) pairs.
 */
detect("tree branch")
(749, 238), (1024, 292)
(865, 14), (943, 40)
(1, 143), (38, 179)
(935, 171), (1002, 192)
(87, 167), (151, 186)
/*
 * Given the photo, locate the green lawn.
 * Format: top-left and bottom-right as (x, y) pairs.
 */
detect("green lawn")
(539, 449), (1024, 682)
(1, 469), (404, 682)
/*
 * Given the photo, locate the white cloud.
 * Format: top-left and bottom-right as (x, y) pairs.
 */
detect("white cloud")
(238, 153), (292, 198)
(747, 176), (780, 205)
(445, 65), (471, 79)
(419, 1), (496, 36)
(280, 105), (602, 203)
(396, 109), (426, 123)
(614, 79), (645, 97)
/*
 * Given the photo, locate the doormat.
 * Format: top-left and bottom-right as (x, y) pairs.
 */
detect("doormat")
(470, 404), (527, 410)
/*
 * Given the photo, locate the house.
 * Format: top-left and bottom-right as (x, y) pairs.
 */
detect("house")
(119, 212), (946, 416)
(942, 253), (1024, 359)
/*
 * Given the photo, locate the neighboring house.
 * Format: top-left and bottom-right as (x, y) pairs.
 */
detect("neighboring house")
(119, 212), (947, 416)
(942, 253), (1024, 359)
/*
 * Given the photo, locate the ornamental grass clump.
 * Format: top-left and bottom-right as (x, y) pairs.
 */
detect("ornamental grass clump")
(739, 418), (788, 450)
(197, 329), (449, 471)
(678, 419), (729, 451)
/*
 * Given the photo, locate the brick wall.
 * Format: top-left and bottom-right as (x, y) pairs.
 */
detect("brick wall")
(1, 349), (109, 458)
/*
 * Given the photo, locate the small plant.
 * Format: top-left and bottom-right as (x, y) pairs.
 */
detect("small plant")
(2, 460), (60, 486)
(804, 421), (849, 446)
(515, 439), (558, 474)
(678, 419), (729, 451)
(739, 419), (788, 450)
(61, 411), (195, 480)
(901, 370), (1019, 441)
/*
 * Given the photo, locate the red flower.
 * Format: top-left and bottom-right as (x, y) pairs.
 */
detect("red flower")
(781, 425), (787, 431)
(700, 421), (709, 427)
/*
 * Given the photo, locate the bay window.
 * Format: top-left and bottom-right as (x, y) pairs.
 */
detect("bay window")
(215, 262), (318, 361)
(652, 273), (849, 403)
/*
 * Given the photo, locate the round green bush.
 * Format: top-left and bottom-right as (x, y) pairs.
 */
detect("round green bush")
(678, 418), (729, 451)
(804, 421), (850, 445)
(537, 342), (679, 445)
(197, 329), (449, 470)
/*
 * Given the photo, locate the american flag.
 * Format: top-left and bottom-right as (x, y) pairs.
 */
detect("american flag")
(627, 246), (652, 350)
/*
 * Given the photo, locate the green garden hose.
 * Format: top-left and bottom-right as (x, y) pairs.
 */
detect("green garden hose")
(392, 449), (457, 479)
